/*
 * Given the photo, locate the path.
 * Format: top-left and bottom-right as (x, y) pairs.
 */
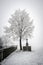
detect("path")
(1, 49), (43, 65)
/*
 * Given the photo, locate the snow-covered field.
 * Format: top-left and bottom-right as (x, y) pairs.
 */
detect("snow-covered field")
(1, 48), (43, 65)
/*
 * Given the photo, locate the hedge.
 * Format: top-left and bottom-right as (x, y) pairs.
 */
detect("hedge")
(0, 46), (17, 62)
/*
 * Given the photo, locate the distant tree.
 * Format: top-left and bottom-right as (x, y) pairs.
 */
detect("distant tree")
(1, 35), (10, 47)
(4, 9), (34, 50)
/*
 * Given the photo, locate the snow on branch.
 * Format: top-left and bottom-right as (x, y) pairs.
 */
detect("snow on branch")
(4, 9), (34, 40)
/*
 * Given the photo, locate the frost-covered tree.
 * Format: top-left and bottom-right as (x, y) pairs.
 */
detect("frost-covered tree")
(1, 35), (14, 48)
(4, 9), (34, 50)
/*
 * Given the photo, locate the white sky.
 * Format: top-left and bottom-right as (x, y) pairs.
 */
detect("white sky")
(0, 0), (43, 50)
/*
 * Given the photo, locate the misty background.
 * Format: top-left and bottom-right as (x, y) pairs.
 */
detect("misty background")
(0, 0), (43, 50)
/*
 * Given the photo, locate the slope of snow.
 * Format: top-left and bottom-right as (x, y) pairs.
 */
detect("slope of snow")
(1, 48), (43, 65)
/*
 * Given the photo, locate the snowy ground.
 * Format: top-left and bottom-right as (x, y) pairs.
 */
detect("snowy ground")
(1, 48), (43, 65)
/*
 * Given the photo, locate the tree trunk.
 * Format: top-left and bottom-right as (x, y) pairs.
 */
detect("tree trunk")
(20, 36), (22, 50)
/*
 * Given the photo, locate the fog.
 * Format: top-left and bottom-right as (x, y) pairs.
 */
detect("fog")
(0, 0), (43, 50)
